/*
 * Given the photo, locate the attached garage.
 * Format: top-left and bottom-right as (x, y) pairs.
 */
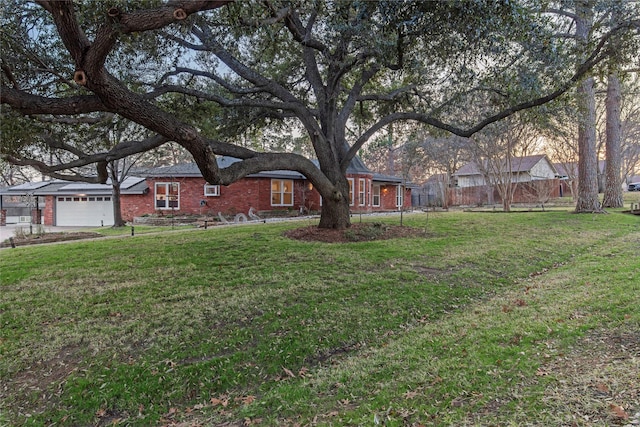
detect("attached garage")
(55, 195), (114, 226)
(1, 177), (148, 227)
(49, 179), (148, 226)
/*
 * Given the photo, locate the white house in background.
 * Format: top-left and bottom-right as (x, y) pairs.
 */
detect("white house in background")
(453, 154), (558, 188)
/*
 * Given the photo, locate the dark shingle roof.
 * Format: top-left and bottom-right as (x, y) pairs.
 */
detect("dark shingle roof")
(142, 157), (306, 180)
(372, 172), (403, 184)
(0, 177), (148, 196)
(142, 155), (378, 180)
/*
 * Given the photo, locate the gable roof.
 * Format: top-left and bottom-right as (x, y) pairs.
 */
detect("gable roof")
(554, 162), (577, 177)
(454, 154), (556, 176)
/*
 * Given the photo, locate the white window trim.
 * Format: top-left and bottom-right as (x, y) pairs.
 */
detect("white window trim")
(204, 184), (220, 197)
(373, 185), (381, 207)
(155, 182), (180, 210)
(271, 179), (294, 207)
(348, 178), (355, 206)
(396, 184), (404, 208)
(358, 178), (366, 206)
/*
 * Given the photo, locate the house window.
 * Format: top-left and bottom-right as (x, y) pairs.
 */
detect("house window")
(204, 184), (220, 197)
(358, 178), (366, 206)
(155, 182), (179, 209)
(372, 185), (381, 207)
(348, 178), (354, 206)
(396, 185), (404, 208)
(271, 179), (294, 206)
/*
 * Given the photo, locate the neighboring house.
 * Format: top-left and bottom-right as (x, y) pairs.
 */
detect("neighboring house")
(554, 162), (578, 198)
(0, 184), (46, 225)
(450, 154), (560, 206)
(0, 156), (411, 227)
(453, 154), (558, 188)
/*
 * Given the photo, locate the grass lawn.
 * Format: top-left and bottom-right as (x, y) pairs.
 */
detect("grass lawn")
(1, 210), (639, 426)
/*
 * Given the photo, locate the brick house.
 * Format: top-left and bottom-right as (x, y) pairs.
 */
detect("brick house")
(1, 156), (411, 227)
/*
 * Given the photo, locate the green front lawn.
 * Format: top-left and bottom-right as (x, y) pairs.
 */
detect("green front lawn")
(1, 211), (638, 426)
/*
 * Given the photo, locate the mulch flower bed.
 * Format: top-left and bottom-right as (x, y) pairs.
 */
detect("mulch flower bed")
(284, 222), (426, 243)
(1, 232), (104, 248)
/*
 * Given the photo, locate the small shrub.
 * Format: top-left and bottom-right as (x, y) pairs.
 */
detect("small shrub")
(35, 224), (46, 237)
(13, 227), (27, 239)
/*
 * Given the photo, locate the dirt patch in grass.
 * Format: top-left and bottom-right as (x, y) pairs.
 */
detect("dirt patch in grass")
(1, 344), (87, 419)
(540, 326), (640, 426)
(1, 232), (103, 248)
(284, 223), (426, 243)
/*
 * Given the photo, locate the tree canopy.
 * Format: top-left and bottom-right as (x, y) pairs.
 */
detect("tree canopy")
(2, 0), (637, 228)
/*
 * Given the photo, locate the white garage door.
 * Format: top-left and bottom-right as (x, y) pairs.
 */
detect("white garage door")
(56, 196), (114, 226)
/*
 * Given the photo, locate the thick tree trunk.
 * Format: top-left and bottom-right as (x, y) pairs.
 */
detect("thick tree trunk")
(317, 170), (351, 229)
(573, 6), (600, 212)
(574, 1), (603, 214)
(602, 72), (623, 208)
(111, 183), (126, 227)
(575, 77), (602, 213)
(319, 195), (351, 229)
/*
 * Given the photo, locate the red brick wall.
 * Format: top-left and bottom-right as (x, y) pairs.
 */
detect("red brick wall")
(0, 209), (6, 226)
(304, 176), (411, 214)
(121, 192), (154, 221)
(119, 175), (412, 221)
(43, 196), (54, 226)
(120, 177), (317, 220)
(378, 184), (410, 210)
(31, 209), (42, 225)
(294, 181), (322, 212)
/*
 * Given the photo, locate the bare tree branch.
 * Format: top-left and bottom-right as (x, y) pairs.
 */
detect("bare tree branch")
(6, 155), (108, 183)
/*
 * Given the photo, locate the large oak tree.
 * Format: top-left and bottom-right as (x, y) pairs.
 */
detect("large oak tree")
(2, 0), (636, 228)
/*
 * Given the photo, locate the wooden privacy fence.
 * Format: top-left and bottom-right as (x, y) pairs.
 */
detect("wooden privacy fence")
(448, 179), (561, 207)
